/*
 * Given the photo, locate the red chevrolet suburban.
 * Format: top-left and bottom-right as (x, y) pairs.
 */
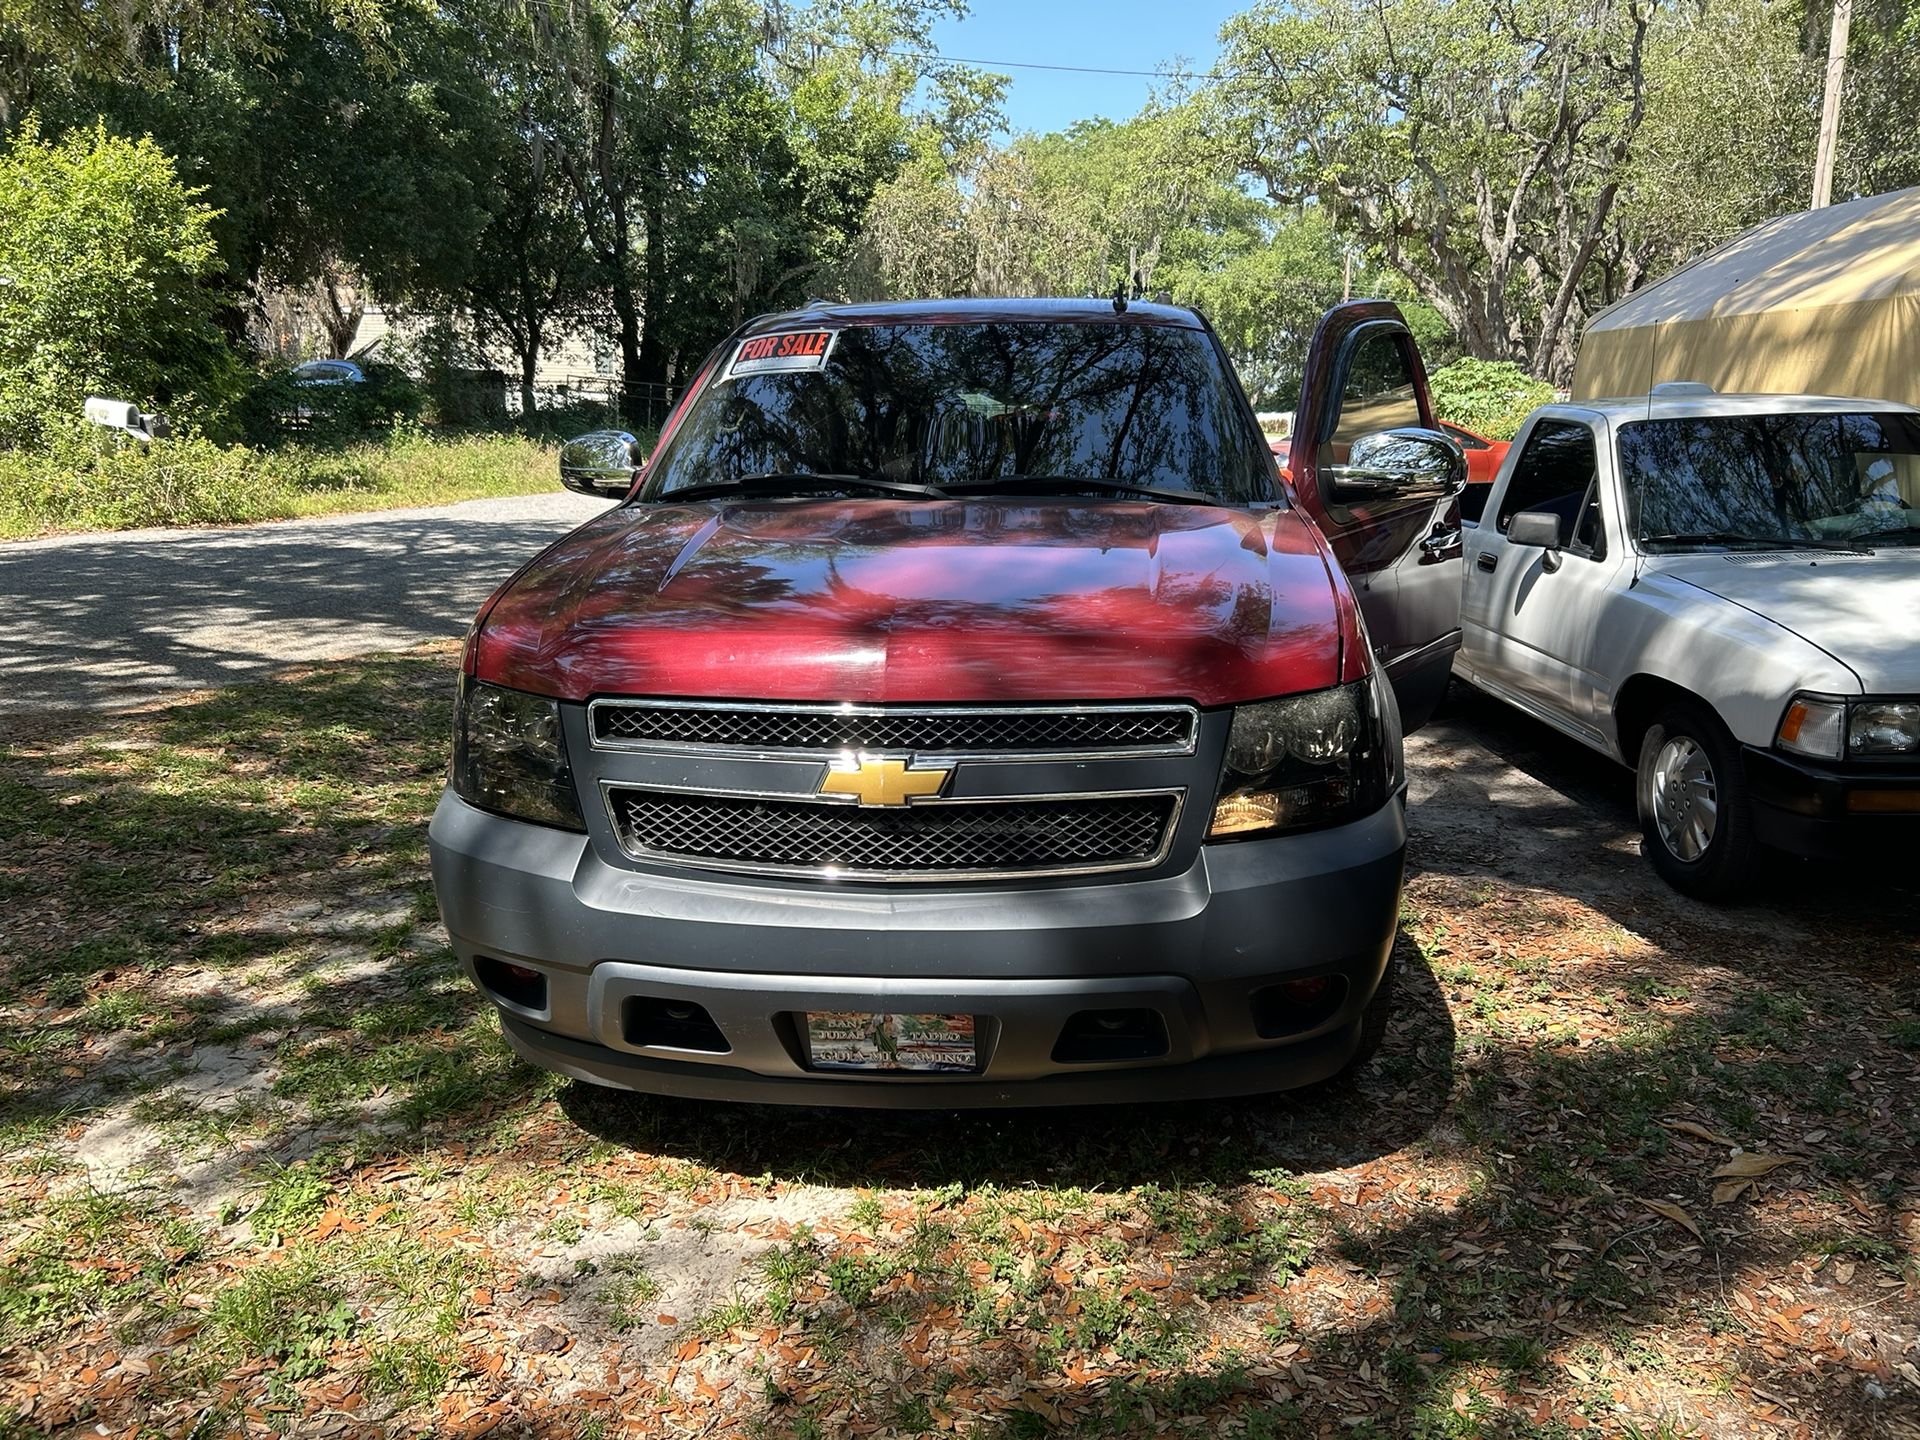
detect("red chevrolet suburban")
(429, 298), (1465, 1106)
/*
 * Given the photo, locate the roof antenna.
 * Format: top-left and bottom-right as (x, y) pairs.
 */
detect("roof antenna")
(1112, 280), (1128, 314)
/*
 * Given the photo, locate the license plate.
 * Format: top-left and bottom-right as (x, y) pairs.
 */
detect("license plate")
(804, 1011), (977, 1072)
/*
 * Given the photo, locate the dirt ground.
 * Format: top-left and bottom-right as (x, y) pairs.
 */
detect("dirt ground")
(1, 648), (1915, 1438)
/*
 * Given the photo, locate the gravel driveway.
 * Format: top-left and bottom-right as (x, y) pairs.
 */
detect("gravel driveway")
(0, 492), (612, 713)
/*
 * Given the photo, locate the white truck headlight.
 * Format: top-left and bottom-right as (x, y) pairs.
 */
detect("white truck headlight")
(1850, 701), (1920, 756)
(1208, 672), (1402, 839)
(452, 677), (585, 829)
(1777, 694), (1920, 760)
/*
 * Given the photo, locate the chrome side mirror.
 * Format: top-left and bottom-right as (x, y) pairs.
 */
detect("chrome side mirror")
(1327, 427), (1466, 501)
(559, 430), (642, 498)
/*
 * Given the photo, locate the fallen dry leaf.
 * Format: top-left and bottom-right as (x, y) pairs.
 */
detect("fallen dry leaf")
(1637, 1198), (1703, 1241)
(1661, 1118), (1740, 1147)
(1711, 1153), (1800, 1180)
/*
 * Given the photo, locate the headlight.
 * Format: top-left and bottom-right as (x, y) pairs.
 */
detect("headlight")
(451, 677), (585, 829)
(1778, 694), (1920, 760)
(1850, 701), (1920, 756)
(1208, 673), (1402, 839)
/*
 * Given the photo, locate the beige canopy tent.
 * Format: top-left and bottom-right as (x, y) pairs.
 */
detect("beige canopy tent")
(1572, 186), (1920, 405)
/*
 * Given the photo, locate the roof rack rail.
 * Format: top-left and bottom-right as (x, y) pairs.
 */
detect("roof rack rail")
(1650, 381), (1716, 397)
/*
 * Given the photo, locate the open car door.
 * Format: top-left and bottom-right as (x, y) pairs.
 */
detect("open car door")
(1286, 302), (1466, 731)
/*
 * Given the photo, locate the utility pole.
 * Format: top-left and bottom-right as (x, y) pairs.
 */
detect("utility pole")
(1811, 0), (1852, 209)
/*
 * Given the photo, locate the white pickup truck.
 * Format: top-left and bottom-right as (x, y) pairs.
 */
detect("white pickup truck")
(1454, 389), (1920, 898)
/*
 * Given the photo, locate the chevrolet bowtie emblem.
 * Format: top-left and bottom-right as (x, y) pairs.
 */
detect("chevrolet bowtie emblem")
(818, 757), (952, 807)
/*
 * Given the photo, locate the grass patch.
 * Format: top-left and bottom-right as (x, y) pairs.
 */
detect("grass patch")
(0, 427), (581, 539)
(247, 1161), (332, 1243)
(206, 1248), (354, 1387)
(599, 1253), (663, 1330)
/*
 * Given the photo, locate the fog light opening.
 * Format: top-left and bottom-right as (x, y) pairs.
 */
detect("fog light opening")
(473, 956), (548, 1013)
(1052, 1008), (1169, 1065)
(626, 996), (730, 1054)
(1250, 973), (1350, 1039)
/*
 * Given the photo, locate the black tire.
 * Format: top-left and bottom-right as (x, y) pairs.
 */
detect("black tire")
(1634, 699), (1759, 901)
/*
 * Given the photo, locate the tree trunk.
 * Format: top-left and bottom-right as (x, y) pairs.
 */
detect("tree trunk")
(611, 285), (644, 424)
(318, 271), (364, 358)
(519, 344), (539, 417)
(636, 184), (670, 390)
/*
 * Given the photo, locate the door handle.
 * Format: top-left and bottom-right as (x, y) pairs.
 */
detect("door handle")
(1420, 528), (1461, 555)
(1476, 553), (1497, 573)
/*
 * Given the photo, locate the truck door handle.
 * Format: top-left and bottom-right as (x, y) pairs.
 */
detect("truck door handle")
(1476, 553), (1497, 573)
(1420, 528), (1461, 555)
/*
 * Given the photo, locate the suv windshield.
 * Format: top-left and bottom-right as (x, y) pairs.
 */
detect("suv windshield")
(648, 321), (1273, 504)
(1619, 412), (1920, 546)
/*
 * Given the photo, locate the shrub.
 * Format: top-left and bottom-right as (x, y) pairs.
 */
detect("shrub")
(0, 120), (243, 448)
(1428, 357), (1556, 441)
(0, 429), (559, 539)
(237, 362), (429, 446)
(0, 428), (273, 534)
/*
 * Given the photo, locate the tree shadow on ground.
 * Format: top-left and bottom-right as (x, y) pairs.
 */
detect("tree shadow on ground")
(0, 499), (600, 712)
(681, 968), (1919, 1439)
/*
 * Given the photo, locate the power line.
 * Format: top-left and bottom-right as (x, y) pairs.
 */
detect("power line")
(871, 47), (1228, 81)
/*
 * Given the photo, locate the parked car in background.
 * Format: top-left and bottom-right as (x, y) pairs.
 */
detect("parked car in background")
(1456, 387), (1920, 898)
(1439, 421), (1511, 519)
(290, 358), (366, 388)
(430, 296), (1467, 1108)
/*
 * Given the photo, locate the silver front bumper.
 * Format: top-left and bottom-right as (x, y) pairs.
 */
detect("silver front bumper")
(427, 790), (1407, 1107)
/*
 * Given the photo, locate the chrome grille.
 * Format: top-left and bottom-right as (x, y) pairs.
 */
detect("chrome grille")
(590, 701), (1195, 757)
(604, 788), (1180, 881)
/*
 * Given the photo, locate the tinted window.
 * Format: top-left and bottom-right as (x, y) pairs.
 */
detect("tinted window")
(1499, 421), (1598, 543)
(1329, 329), (1421, 451)
(650, 322), (1273, 503)
(1618, 412), (1920, 544)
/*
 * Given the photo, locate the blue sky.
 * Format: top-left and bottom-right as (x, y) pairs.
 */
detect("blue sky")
(927, 0), (1246, 137)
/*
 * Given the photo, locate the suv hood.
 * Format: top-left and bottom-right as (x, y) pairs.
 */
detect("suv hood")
(475, 499), (1347, 706)
(1661, 550), (1920, 691)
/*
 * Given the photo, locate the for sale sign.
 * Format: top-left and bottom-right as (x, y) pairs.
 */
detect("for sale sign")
(726, 329), (838, 379)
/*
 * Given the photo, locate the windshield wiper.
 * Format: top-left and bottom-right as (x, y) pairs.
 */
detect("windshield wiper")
(657, 472), (950, 502)
(941, 475), (1216, 506)
(1639, 530), (1871, 553)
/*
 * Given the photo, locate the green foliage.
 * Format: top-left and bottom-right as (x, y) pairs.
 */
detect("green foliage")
(207, 1248), (355, 1382)
(852, 105), (1384, 405)
(0, 430), (557, 539)
(237, 363), (428, 447)
(248, 1161), (332, 1243)
(0, 120), (240, 447)
(40, 0), (495, 315)
(1428, 359), (1556, 441)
